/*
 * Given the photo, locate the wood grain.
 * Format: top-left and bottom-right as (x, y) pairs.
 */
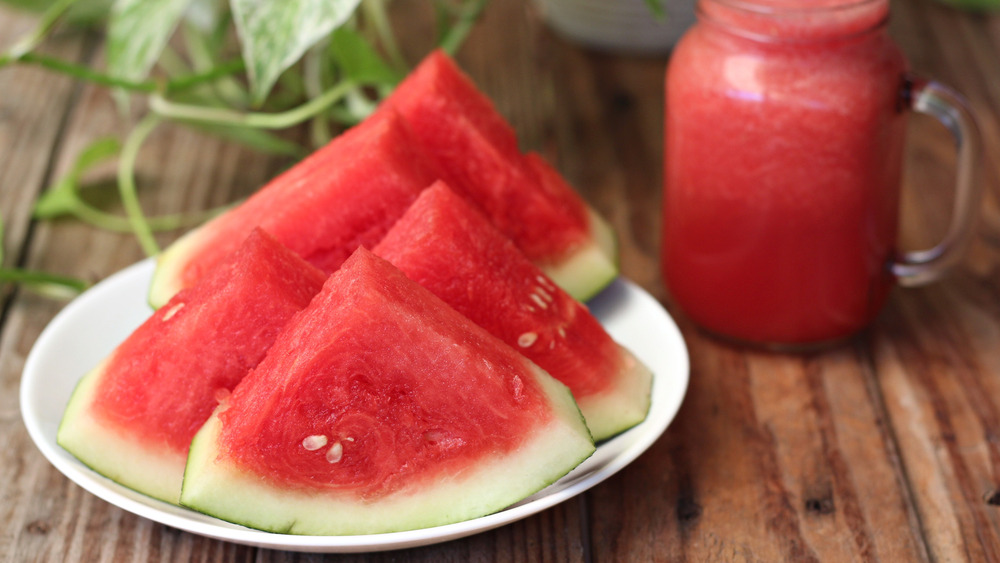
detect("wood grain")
(3, 0), (1000, 560)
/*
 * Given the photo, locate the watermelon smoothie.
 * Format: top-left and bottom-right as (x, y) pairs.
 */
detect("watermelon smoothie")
(662, 0), (910, 345)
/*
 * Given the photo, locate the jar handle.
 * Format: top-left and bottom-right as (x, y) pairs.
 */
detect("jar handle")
(892, 76), (983, 287)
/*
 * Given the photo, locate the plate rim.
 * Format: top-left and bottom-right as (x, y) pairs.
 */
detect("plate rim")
(19, 258), (689, 553)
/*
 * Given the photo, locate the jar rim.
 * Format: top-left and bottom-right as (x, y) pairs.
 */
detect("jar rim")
(703, 0), (886, 16)
(698, 0), (889, 42)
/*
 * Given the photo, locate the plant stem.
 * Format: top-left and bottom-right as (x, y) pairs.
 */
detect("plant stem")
(0, 0), (78, 64)
(0, 268), (88, 293)
(150, 80), (355, 129)
(362, 0), (407, 71)
(8, 53), (244, 95)
(439, 0), (489, 54)
(304, 48), (333, 147)
(70, 198), (223, 233)
(165, 60), (246, 95)
(117, 115), (162, 257)
(16, 52), (157, 91)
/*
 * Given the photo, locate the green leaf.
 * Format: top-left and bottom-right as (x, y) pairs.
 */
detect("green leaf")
(329, 26), (401, 86)
(230, 0), (361, 105)
(107, 0), (194, 82)
(34, 137), (121, 220)
(184, 0), (225, 33)
(0, 0), (112, 24)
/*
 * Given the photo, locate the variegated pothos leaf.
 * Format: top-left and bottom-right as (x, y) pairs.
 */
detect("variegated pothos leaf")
(230, 0), (362, 105)
(107, 0), (194, 81)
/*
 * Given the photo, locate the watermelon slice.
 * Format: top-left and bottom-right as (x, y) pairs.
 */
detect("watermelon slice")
(148, 111), (439, 308)
(58, 229), (326, 503)
(374, 182), (651, 440)
(377, 50), (618, 300)
(180, 248), (595, 535)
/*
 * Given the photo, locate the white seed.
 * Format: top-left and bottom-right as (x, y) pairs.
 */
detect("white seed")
(536, 286), (553, 302)
(518, 332), (538, 348)
(530, 293), (548, 309)
(536, 275), (556, 290)
(326, 441), (344, 463)
(302, 435), (328, 451)
(161, 302), (185, 321)
(557, 326), (567, 338)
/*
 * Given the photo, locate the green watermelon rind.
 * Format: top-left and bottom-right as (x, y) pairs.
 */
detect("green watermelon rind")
(148, 230), (199, 309)
(179, 363), (595, 536)
(580, 345), (653, 442)
(57, 358), (186, 504)
(542, 206), (619, 303)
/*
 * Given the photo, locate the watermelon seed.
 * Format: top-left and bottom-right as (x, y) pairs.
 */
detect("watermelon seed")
(535, 286), (553, 303)
(302, 435), (328, 451)
(326, 442), (344, 463)
(557, 326), (567, 339)
(529, 293), (547, 309)
(160, 302), (185, 321)
(518, 332), (538, 348)
(536, 275), (557, 291)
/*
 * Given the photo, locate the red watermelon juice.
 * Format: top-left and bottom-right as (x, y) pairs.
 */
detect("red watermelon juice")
(662, 0), (909, 346)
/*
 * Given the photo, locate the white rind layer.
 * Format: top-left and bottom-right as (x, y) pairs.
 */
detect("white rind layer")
(541, 206), (619, 303)
(180, 364), (595, 536)
(148, 228), (201, 310)
(579, 345), (653, 442)
(57, 358), (187, 504)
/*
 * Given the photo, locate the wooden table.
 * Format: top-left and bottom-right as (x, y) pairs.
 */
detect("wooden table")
(2, 0), (1000, 560)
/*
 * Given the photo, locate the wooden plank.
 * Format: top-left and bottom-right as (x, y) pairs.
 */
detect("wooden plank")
(0, 14), (93, 279)
(0, 9), (97, 563)
(882, 1), (1000, 561)
(588, 332), (931, 561)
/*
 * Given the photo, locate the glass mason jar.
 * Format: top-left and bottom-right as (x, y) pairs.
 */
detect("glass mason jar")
(662, 0), (982, 347)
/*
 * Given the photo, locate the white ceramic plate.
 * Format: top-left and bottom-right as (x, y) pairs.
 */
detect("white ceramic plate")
(20, 259), (689, 553)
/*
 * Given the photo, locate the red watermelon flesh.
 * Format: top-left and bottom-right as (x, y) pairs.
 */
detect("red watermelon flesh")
(377, 50), (618, 298)
(180, 248), (595, 535)
(148, 111), (440, 308)
(374, 182), (651, 440)
(57, 229), (326, 503)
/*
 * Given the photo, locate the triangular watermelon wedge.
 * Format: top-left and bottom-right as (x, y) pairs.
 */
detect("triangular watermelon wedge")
(58, 229), (327, 503)
(377, 50), (619, 301)
(374, 182), (651, 441)
(148, 111), (439, 308)
(180, 248), (595, 535)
